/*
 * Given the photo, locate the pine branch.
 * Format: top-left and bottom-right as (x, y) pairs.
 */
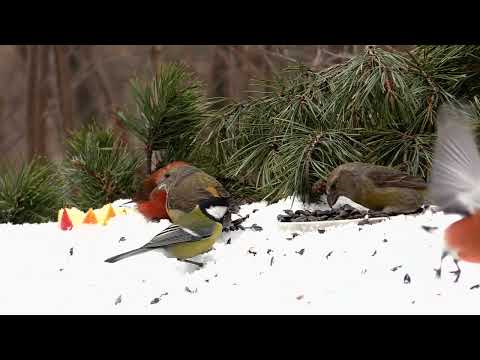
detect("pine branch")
(62, 123), (144, 210)
(195, 45), (480, 202)
(116, 62), (215, 174)
(0, 158), (63, 224)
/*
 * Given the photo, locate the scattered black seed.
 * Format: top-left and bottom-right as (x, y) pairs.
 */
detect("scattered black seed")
(205, 279), (210, 283)
(391, 265), (403, 272)
(266, 249), (273, 255)
(383, 239), (388, 243)
(470, 284), (480, 290)
(185, 286), (197, 294)
(59, 268), (64, 272)
(224, 214), (250, 231)
(119, 236), (126, 242)
(296, 249), (305, 256)
(342, 204), (356, 212)
(318, 229), (326, 234)
(248, 248), (257, 256)
(214, 274), (218, 277)
(371, 250), (377, 256)
(361, 269), (368, 275)
(150, 298), (160, 304)
(270, 257), (274, 266)
(296, 215), (307, 222)
(115, 295), (122, 305)
(296, 295), (304, 300)
(404, 274), (411, 284)
(226, 238), (231, 245)
(368, 211), (389, 218)
(411, 300), (416, 304)
(277, 214), (292, 222)
(69, 247), (73, 256)
(314, 210), (330, 217)
(252, 209), (259, 213)
(326, 251), (333, 259)
(292, 232), (300, 238)
(250, 224), (263, 231)
(277, 203), (423, 223)
(422, 225), (438, 233)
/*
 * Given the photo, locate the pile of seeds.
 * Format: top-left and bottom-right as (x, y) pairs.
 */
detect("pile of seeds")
(277, 204), (426, 223)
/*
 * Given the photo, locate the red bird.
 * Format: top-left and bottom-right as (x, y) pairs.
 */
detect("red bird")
(133, 161), (189, 221)
(428, 104), (480, 282)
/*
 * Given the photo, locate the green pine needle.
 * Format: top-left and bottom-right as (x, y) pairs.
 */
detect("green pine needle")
(0, 158), (63, 224)
(62, 123), (144, 211)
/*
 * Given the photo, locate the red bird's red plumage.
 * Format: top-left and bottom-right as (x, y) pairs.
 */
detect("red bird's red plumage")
(444, 213), (480, 263)
(134, 161), (190, 221)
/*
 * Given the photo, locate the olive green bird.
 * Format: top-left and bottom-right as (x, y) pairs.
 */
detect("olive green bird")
(324, 162), (427, 215)
(105, 165), (230, 266)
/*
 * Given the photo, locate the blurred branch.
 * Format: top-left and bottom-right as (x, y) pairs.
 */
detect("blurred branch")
(26, 45), (40, 161)
(37, 45), (50, 155)
(262, 47), (299, 63)
(150, 45), (163, 73)
(71, 53), (138, 89)
(54, 45), (74, 137)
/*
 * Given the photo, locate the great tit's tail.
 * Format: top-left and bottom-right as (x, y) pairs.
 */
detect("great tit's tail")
(104, 247), (149, 263)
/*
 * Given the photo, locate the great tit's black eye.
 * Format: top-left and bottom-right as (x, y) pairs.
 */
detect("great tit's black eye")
(164, 173), (170, 178)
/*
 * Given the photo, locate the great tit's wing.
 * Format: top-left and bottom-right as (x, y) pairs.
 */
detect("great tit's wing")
(104, 223), (216, 263)
(429, 105), (480, 215)
(367, 170), (427, 190)
(142, 223), (215, 249)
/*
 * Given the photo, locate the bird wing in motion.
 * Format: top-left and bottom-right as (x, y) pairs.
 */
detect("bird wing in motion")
(429, 104), (480, 215)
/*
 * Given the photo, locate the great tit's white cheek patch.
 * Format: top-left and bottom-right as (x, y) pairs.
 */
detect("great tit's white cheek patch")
(206, 206), (228, 220)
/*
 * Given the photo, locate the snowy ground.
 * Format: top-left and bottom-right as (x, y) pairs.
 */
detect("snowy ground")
(1, 196), (480, 315)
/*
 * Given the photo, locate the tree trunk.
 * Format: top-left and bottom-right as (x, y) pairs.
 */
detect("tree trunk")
(37, 45), (51, 156)
(54, 45), (74, 137)
(26, 45), (40, 161)
(150, 45), (163, 74)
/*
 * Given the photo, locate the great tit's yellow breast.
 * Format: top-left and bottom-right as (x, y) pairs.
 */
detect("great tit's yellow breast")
(166, 222), (223, 259)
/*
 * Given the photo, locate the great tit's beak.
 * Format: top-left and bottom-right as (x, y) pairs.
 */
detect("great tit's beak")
(327, 192), (339, 208)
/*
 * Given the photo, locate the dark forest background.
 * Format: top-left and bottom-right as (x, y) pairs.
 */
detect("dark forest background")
(0, 45), (413, 165)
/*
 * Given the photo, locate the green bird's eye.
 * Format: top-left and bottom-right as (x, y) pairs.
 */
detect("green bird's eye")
(164, 173), (170, 178)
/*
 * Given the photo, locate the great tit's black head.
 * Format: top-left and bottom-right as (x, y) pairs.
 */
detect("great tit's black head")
(198, 197), (230, 223)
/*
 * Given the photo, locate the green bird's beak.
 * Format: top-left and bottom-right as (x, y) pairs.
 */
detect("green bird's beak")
(327, 192), (339, 208)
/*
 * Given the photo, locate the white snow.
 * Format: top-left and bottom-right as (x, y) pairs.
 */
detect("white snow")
(1, 196), (480, 314)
